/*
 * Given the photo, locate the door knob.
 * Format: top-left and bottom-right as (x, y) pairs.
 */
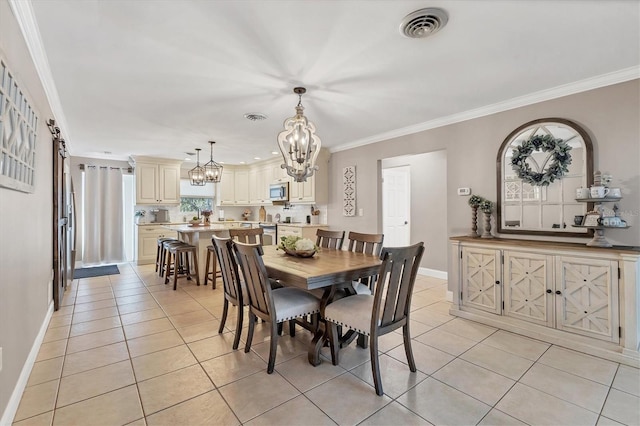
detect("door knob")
(555, 290), (562, 295)
(404, 221), (408, 225)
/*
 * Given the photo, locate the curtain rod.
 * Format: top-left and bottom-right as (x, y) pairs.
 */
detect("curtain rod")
(79, 164), (133, 173)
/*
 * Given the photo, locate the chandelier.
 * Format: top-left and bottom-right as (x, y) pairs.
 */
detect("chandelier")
(203, 141), (223, 183)
(277, 87), (321, 182)
(188, 148), (206, 186)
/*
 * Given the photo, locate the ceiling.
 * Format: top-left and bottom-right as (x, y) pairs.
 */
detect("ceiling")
(21, 0), (640, 165)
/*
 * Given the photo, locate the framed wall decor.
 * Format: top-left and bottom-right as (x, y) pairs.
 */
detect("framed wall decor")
(343, 165), (356, 216)
(0, 59), (39, 193)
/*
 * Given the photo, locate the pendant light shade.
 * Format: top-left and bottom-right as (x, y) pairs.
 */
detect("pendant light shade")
(189, 148), (206, 186)
(203, 141), (223, 183)
(277, 87), (321, 182)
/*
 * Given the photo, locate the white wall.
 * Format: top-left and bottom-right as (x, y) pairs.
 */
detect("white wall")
(0, 0), (55, 418)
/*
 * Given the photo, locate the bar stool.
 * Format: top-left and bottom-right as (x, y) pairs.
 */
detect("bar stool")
(160, 240), (186, 278)
(156, 237), (178, 275)
(165, 243), (200, 290)
(204, 245), (222, 289)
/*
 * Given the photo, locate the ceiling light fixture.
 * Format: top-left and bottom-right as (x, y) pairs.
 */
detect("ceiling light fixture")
(277, 87), (321, 182)
(188, 148), (206, 186)
(203, 141), (223, 183)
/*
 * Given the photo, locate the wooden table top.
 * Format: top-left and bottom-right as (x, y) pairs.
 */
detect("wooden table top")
(261, 245), (381, 290)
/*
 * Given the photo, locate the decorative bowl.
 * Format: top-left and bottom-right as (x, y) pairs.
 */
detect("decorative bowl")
(281, 247), (316, 258)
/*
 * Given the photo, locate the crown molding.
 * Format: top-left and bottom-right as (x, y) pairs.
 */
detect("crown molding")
(9, 0), (71, 143)
(331, 66), (640, 153)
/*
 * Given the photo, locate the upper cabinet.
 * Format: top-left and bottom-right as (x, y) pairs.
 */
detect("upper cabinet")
(218, 149), (329, 206)
(132, 157), (182, 205)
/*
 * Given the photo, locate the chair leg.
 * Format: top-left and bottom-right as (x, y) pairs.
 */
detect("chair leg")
(289, 320), (296, 337)
(218, 299), (228, 333)
(267, 321), (279, 374)
(204, 250), (211, 286)
(164, 251), (172, 284)
(233, 304), (243, 351)
(245, 312), (256, 353)
(173, 253), (179, 291)
(403, 324), (417, 372)
(369, 335), (383, 396)
(327, 322), (340, 366)
(191, 250), (200, 286)
(211, 253), (217, 289)
(357, 333), (368, 349)
(277, 322), (283, 336)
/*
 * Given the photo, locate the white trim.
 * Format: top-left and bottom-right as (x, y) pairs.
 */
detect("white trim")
(0, 301), (54, 426)
(8, 0), (72, 143)
(331, 66), (640, 153)
(418, 267), (447, 280)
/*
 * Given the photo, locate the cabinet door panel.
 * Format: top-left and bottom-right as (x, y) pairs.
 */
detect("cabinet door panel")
(504, 251), (553, 326)
(555, 256), (619, 343)
(461, 248), (502, 314)
(234, 170), (249, 204)
(219, 170), (235, 204)
(136, 163), (158, 204)
(158, 165), (180, 203)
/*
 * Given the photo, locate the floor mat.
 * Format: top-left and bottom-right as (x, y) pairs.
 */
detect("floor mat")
(73, 264), (120, 279)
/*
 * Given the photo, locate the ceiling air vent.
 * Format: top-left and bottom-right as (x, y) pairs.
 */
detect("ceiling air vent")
(400, 8), (448, 39)
(244, 112), (267, 121)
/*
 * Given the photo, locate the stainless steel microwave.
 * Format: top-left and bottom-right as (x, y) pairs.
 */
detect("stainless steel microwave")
(269, 182), (289, 202)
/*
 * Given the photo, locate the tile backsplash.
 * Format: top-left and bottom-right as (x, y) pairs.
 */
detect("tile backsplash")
(134, 203), (327, 224)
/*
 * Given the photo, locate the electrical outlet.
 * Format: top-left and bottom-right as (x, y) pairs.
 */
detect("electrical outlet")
(457, 187), (471, 196)
(358, 208), (364, 216)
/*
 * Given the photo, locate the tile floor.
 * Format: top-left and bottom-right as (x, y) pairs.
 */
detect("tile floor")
(12, 263), (640, 425)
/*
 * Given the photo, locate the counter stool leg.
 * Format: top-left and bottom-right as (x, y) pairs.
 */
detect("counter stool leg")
(191, 250), (200, 286)
(204, 249), (211, 286)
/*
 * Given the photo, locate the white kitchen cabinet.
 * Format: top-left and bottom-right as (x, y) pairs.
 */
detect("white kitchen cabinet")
(451, 237), (639, 364)
(218, 167), (250, 205)
(289, 176), (315, 203)
(136, 225), (177, 265)
(132, 158), (181, 205)
(249, 165), (270, 204)
(277, 224), (327, 240)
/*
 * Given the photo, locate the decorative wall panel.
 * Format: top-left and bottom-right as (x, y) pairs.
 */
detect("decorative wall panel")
(0, 60), (38, 193)
(343, 165), (356, 216)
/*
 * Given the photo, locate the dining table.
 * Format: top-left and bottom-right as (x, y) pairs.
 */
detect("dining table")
(260, 245), (382, 366)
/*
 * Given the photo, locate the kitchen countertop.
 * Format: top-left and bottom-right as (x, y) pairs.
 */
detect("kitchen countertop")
(276, 223), (326, 228)
(162, 224), (235, 233)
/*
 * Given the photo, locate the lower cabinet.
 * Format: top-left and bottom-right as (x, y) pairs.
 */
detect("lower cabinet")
(136, 225), (177, 265)
(277, 225), (327, 241)
(452, 237), (639, 364)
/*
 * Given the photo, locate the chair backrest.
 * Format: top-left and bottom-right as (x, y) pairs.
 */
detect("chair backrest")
(211, 235), (243, 304)
(233, 242), (274, 322)
(372, 242), (425, 333)
(347, 231), (384, 256)
(230, 227), (264, 245)
(316, 229), (345, 250)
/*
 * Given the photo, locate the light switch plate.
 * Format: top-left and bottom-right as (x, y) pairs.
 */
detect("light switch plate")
(358, 208), (364, 216)
(457, 187), (471, 196)
(0, 347), (3, 372)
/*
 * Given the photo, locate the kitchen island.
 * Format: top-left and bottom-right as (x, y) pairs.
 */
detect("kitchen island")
(162, 224), (233, 280)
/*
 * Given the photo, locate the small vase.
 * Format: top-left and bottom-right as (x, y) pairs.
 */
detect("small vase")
(481, 211), (494, 238)
(468, 206), (479, 237)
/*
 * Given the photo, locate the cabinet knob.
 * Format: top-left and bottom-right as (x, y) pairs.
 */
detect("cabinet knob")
(555, 290), (562, 295)
(495, 281), (500, 285)
(546, 289), (552, 294)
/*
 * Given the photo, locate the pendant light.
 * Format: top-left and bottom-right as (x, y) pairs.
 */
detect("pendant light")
(277, 87), (322, 182)
(203, 141), (223, 183)
(189, 148), (206, 186)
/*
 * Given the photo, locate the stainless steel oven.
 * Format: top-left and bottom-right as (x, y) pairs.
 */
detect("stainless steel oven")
(259, 223), (277, 245)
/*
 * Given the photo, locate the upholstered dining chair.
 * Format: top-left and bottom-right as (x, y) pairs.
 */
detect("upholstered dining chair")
(316, 229), (345, 250)
(211, 235), (246, 350)
(233, 241), (321, 374)
(229, 227), (264, 245)
(324, 242), (425, 395)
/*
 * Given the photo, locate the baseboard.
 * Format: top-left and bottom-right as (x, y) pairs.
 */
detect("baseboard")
(0, 301), (54, 426)
(418, 267), (448, 280)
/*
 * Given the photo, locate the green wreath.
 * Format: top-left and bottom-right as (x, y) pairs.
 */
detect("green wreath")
(511, 134), (572, 186)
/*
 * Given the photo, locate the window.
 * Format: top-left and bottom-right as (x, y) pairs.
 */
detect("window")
(180, 197), (213, 213)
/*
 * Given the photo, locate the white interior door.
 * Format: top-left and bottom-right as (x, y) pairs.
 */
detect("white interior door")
(383, 166), (411, 247)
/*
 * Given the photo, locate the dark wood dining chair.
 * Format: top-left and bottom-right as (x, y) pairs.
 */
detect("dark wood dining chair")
(229, 227), (264, 245)
(233, 242), (320, 374)
(316, 229), (345, 250)
(211, 235), (246, 350)
(347, 231), (384, 295)
(324, 242), (425, 395)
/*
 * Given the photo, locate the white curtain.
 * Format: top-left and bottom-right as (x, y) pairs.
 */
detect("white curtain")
(82, 166), (124, 265)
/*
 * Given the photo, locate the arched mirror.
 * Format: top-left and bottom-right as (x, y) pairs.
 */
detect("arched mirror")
(497, 118), (593, 237)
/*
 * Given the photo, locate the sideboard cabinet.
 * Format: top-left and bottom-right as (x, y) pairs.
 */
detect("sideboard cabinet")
(451, 237), (639, 366)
